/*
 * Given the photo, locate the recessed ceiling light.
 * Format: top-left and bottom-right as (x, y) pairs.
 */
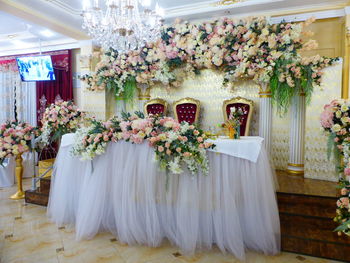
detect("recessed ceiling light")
(40, 29), (55, 37)
(7, 34), (18, 39)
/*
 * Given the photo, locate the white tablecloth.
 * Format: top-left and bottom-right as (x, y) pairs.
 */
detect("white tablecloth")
(0, 158), (15, 188)
(47, 135), (280, 260)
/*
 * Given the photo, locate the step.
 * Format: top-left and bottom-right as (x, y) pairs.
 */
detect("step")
(277, 193), (337, 218)
(40, 177), (51, 195)
(25, 188), (49, 207)
(277, 192), (350, 262)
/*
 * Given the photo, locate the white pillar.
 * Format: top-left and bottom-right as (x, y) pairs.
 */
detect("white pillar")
(259, 84), (273, 155)
(137, 84), (150, 114)
(115, 98), (126, 116)
(287, 93), (306, 175)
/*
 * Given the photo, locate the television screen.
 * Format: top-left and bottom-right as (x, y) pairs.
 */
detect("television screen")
(16, 55), (56, 81)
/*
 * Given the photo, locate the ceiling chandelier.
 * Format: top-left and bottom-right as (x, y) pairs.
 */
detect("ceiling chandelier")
(82, 0), (164, 53)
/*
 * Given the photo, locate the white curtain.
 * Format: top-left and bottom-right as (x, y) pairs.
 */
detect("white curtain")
(17, 81), (37, 126)
(0, 67), (37, 126)
(0, 70), (16, 123)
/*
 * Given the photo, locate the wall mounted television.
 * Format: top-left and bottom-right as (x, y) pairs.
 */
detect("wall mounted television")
(16, 55), (56, 82)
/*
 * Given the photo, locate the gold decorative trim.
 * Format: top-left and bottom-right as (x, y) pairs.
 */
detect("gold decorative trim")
(222, 96), (254, 136)
(144, 98), (168, 115)
(259, 94), (272, 98)
(288, 163), (304, 168)
(286, 169), (304, 176)
(173, 97), (201, 124)
(139, 97), (151, 101)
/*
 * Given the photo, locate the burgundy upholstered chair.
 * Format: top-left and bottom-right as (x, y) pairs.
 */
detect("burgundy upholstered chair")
(223, 97), (254, 136)
(173, 97), (201, 124)
(144, 98), (168, 116)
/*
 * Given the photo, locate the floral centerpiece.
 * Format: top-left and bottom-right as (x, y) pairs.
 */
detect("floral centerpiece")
(222, 106), (246, 139)
(72, 112), (215, 184)
(149, 118), (215, 177)
(39, 100), (85, 147)
(320, 99), (350, 235)
(0, 120), (35, 165)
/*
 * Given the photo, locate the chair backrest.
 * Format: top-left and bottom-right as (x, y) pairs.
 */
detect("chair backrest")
(173, 97), (201, 124)
(144, 98), (168, 116)
(223, 97), (254, 136)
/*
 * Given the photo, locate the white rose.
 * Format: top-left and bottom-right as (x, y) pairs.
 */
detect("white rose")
(341, 104), (348, 112)
(336, 110), (342, 118)
(332, 124), (342, 132)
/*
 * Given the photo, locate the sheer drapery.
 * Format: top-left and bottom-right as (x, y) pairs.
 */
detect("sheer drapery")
(0, 63), (16, 123)
(48, 139), (280, 260)
(0, 60), (37, 125)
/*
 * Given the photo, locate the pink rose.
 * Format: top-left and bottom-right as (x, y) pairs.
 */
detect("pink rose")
(165, 142), (171, 148)
(183, 152), (191, 157)
(166, 149), (171, 155)
(176, 147), (182, 153)
(344, 168), (350, 176)
(94, 137), (100, 143)
(199, 143), (204, 148)
(340, 197), (349, 207)
(340, 188), (349, 195)
(197, 137), (203, 143)
(193, 130), (200, 136)
(103, 135), (109, 141)
(158, 146), (164, 152)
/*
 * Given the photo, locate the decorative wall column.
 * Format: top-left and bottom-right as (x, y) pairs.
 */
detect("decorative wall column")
(137, 84), (151, 113)
(287, 93), (306, 175)
(258, 83), (273, 154)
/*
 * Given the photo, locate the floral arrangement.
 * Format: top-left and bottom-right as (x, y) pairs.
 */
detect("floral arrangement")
(320, 99), (350, 235)
(39, 100), (85, 147)
(82, 16), (338, 112)
(149, 118), (215, 176)
(72, 112), (215, 178)
(72, 116), (122, 160)
(0, 120), (35, 165)
(222, 106), (246, 139)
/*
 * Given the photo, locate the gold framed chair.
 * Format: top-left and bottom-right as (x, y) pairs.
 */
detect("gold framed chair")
(144, 98), (168, 116)
(173, 97), (201, 124)
(223, 97), (254, 136)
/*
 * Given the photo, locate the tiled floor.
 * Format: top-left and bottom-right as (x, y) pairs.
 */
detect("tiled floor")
(0, 180), (343, 263)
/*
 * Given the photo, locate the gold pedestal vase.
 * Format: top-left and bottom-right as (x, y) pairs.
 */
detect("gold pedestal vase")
(10, 154), (25, 200)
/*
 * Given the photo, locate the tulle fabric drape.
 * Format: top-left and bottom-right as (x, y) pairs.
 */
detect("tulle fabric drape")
(48, 141), (280, 260)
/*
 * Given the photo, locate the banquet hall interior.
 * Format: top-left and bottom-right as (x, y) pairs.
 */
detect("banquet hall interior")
(1, 0), (350, 262)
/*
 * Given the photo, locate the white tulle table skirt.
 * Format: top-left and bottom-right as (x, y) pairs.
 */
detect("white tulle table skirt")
(47, 140), (280, 260)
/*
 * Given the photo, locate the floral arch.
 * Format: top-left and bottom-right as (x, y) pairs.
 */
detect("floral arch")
(82, 16), (338, 112)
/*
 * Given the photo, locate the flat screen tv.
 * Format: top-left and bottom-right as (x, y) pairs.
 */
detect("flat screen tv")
(16, 55), (56, 81)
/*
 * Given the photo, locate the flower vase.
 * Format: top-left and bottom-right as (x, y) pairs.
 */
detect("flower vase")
(228, 127), (235, 139)
(234, 125), (241, 139)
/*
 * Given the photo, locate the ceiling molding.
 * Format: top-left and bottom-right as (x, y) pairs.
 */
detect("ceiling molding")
(0, 0), (89, 40)
(164, 0), (349, 21)
(43, 0), (81, 16)
(0, 38), (81, 56)
(164, 0), (284, 19)
(270, 9), (346, 23)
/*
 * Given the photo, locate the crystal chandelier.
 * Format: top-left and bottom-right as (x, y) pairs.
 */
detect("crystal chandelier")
(82, 0), (164, 53)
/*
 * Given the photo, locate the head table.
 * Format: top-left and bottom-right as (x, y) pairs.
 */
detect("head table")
(47, 134), (280, 260)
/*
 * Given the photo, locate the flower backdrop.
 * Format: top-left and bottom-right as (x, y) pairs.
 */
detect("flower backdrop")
(82, 16), (338, 112)
(321, 100), (350, 236)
